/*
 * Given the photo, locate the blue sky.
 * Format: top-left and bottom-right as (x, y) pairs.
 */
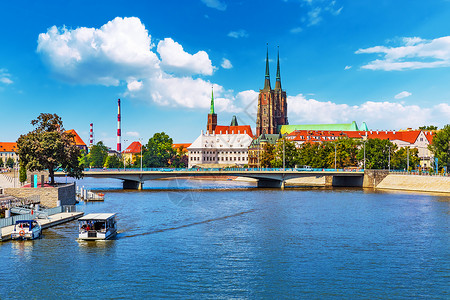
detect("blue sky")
(1, 0), (450, 148)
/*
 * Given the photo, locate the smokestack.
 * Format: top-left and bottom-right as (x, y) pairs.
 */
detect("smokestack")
(89, 123), (94, 147)
(117, 99), (121, 153)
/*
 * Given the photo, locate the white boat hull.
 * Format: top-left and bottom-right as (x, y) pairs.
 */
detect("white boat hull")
(78, 228), (117, 240)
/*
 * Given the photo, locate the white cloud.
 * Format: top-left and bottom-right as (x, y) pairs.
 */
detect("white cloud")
(157, 38), (214, 75)
(344, 65), (352, 70)
(290, 27), (303, 34)
(37, 17), (160, 85)
(308, 7), (322, 26)
(356, 36), (450, 71)
(394, 91), (412, 99)
(127, 80), (143, 91)
(126, 131), (140, 137)
(37, 17), (233, 112)
(227, 30), (249, 39)
(221, 58), (233, 69)
(287, 93), (450, 130)
(201, 0), (226, 11)
(0, 68), (13, 84)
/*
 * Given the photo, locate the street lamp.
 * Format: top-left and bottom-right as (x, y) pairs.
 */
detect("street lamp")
(363, 139), (367, 170)
(139, 138), (143, 172)
(123, 139), (128, 171)
(334, 143), (337, 170)
(283, 138), (285, 170)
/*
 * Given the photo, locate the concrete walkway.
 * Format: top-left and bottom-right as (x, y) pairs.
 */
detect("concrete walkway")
(1, 211), (84, 242)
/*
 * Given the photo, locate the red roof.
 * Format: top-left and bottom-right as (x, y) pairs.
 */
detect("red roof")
(172, 143), (191, 153)
(123, 141), (142, 154)
(65, 129), (86, 146)
(287, 130), (434, 144)
(213, 125), (253, 136)
(0, 142), (17, 152)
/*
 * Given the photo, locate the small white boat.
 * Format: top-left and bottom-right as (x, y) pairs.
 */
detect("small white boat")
(11, 220), (42, 240)
(78, 213), (117, 240)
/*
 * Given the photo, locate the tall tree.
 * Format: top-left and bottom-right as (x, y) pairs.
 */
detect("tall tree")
(357, 138), (396, 169)
(104, 154), (122, 168)
(428, 124), (450, 170)
(0, 157), (3, 168)
(88, 141), (109, 168)
(271, 139), (298, 168)
(419, 125), (438, 131)
(259, 143), (275, 168)
(391, 147), (420, 170)
(17, 113), (83, 184)
(6, 157), (15, 168)
(143, 132), (175, 168)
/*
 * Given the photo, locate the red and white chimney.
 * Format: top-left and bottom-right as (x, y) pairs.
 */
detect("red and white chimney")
(89, 123), (94, 147)
(117, 99), (121, 152)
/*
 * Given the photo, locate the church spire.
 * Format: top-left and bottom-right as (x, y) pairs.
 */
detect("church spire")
(275, 46), (282, 90)
(264, 43), (271, 90)
(210, 86), (215, 114)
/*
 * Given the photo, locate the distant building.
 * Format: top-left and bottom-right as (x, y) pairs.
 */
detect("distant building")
(0, 142), (19, 166)
(286, 129), (435, 168)
(248, 132), (281, 168)
(172, 143), (191, 154)
(65, 129), (88, 152)
(188, 131), (253, 168)
(122, 141), (142, 165)
(256, 46), (288, 136)
(280, 122), (368, 135)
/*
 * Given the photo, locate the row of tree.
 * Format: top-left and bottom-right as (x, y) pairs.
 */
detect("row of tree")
(80, 132), (187, 169)
(0, 157), (16, 168)
(260, 137), (421, 170)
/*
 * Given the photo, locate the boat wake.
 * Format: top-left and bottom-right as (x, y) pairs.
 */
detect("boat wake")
(121, 209), (256, 238)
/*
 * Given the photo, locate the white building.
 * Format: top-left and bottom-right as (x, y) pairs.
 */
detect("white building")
(188, 130), (253, 168)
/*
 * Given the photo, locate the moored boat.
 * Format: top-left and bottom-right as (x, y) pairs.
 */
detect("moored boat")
(11, 220), (42, 240)
(78, 213), (117, 240)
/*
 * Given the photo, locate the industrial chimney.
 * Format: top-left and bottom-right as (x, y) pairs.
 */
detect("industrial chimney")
(117, 99), (121, 153)
(89, 123), (94, 147)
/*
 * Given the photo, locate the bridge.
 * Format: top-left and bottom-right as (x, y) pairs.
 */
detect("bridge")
(55, 168), (373, 189)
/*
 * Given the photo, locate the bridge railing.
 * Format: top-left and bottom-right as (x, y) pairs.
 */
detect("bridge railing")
(80, 167), (365, 173)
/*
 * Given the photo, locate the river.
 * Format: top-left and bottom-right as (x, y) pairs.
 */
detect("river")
(1, 178), (449, 299)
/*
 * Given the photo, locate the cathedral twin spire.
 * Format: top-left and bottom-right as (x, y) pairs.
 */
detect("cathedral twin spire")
(264, 44), (282, 91)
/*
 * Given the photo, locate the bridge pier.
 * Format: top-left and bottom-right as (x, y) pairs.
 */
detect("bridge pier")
(123, 180), (143, 190)
(257, 179), (283, 188)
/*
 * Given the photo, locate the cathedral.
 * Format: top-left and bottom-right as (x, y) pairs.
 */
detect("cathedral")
(256, 46), (288, 136)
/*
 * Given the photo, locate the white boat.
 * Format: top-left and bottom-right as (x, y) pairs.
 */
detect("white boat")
(11, 220), (42, 240)
(78, 213), (117, 240)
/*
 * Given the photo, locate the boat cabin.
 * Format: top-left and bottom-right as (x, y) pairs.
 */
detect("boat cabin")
(78, 213), (117, 240)
(11, 220), (41, 240)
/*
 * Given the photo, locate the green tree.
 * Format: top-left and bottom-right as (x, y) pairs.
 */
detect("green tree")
(391, 147), (420, 170)
(104, 154), (122, 168)
(78, 149), (90, 168)
(19, 164), (27, 183)
(0, 157), (3, 168)
(428, 124), (450, 170)
(260, 143), (275, 168)
(271, 139), (298, 168)
(357, 138), (396, 169)
(88, 141), (109, 168)
(6, 157), (15, 168)
(419, 125), (438, 131)
(17, 113), (83, 184)
(143, 132), (175, 167)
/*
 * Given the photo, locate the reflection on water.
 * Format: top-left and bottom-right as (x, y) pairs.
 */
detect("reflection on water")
(11, 240), (35, 261)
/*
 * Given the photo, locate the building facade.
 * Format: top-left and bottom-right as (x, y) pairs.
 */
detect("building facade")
(0, 142), (19, 167)
(188, 131), (253, 168)
(256, 47), (288, 136)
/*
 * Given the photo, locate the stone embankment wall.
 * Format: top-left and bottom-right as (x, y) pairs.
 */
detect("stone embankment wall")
(4, 183), (76, 208)
(376, 174), (450, 193)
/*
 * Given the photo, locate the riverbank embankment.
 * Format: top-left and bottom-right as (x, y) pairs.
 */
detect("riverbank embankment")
(376, 174), (450, 194)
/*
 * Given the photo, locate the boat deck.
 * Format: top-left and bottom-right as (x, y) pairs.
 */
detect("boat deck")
(1, 211), (84, 242)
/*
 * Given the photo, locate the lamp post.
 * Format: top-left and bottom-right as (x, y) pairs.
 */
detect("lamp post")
(407, 147), (409, 172)
(363, 139), (367, 170)
(139, 138), (143, 172)
(283, 138), (285, 170)
(334, 143), (337, 170)
(123, 139), (128, 171)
